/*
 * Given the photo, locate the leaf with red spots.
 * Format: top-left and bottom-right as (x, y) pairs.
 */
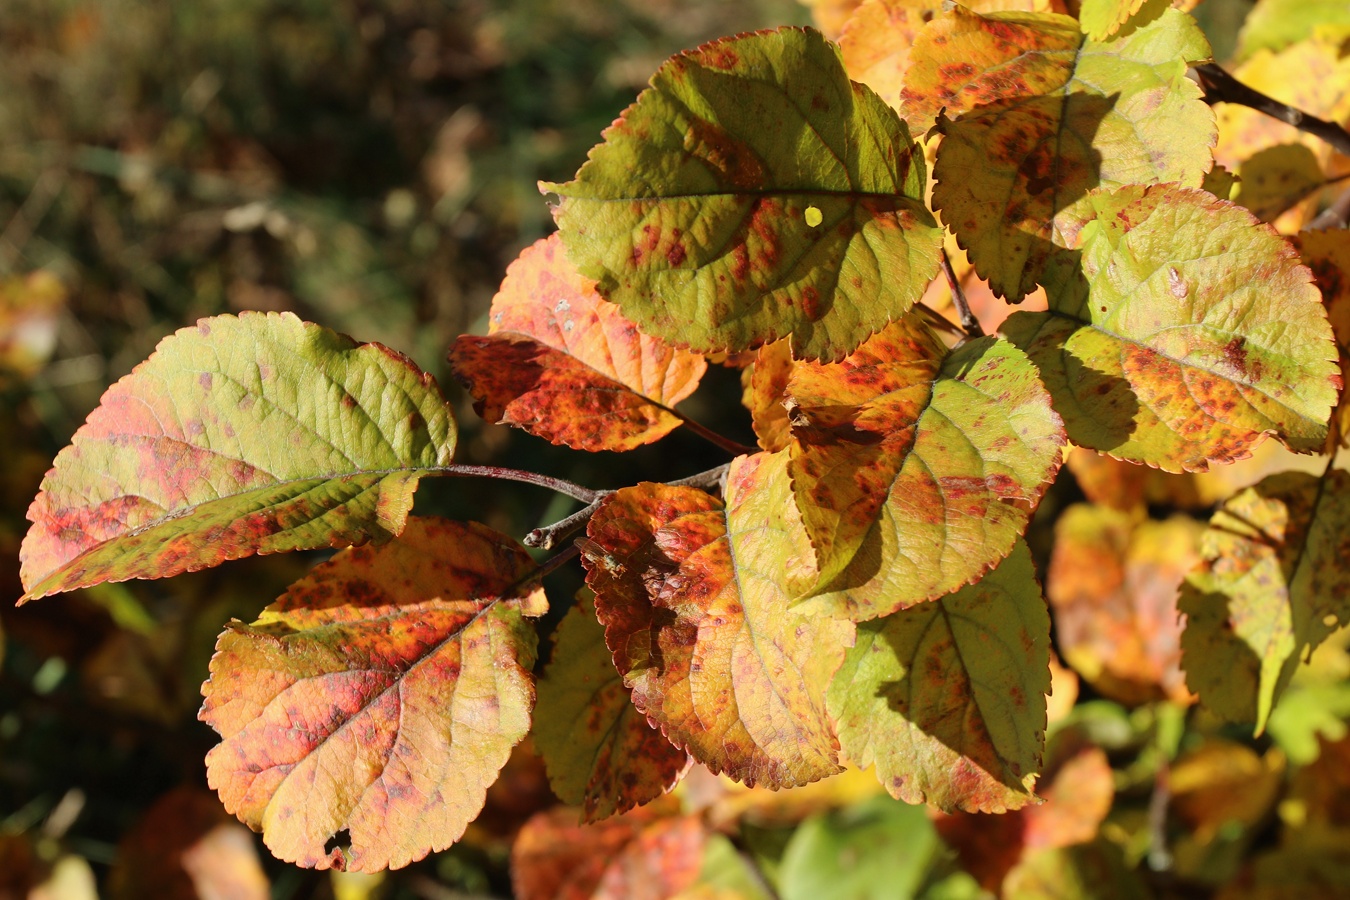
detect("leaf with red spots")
(1294, 229), (1350, 449)
(541, 27), (943, 363)
(534, 593), (690, 822)
(199, 517), (543, 871)
(787, 317), (1064, 619)
(449, 235), (706, 452)
(740, 339), (795, 453)
(511, 802), (706, 900)
(1002, 184), (1340, 471)
(906, 5), (1215, 300)
(826, 541), (1050, 812)
(1047, 505), (1199, 706)
(20, 312), (457, 602)
(586, 452), (853, 788)
(1179, 469), (1350, 734)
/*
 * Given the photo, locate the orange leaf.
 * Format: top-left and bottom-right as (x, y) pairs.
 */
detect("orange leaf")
(199, 517), (543, 871)
(450, 235), (705, 451)
(512, 803), (705, 900)
(739, 339), (795, 453)
(586, 453), (852, 788)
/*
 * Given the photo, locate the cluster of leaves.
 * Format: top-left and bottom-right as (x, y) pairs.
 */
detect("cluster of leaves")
(10, 0), (1350, 895)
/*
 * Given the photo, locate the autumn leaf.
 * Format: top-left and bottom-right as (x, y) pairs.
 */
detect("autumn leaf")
(199, 517), (543, 871)
(542, 27), (943, 362)
(20, 312), (457, 602)
(449, 235), (706, 451)
(1295, 229), (1350, 449)
(1179, 470), (1350, 733)
(1236, 0), (1350, 59)
(935, 737), (1116, 891)
(534, 593), (690, 822)
(1077, 0), (1150, 41)
(740, 339), (795, 453)
(512, 803), (706, 900)
(1231, 144), (1328, 230)
(1002, 184), (1340, 470)
(787, 318), (1064, 618)
(907, 6), (1214, 300)
(1002, 840), (1149, 899)
(826, 541), (1050, 812)
(1048, 505), (1199, 706)
(837, 0), (940, 111)
(586, 452), (853, 788)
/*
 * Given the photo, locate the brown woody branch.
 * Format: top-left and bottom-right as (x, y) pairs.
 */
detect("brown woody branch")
(940, 247), (984, 337)
(1194, 62), (1350, 160)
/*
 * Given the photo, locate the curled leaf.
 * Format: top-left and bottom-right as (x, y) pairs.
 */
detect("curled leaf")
(450, 235), (705, 451)
(586, 452), (852, 788)
(200, 517), (542, 871)
(21, 312), (456, 601)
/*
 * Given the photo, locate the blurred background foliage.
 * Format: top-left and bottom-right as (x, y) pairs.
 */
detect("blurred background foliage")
(4, 0), (1350, 898)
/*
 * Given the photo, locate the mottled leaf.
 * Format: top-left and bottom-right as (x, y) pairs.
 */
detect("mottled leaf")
(826, 541), (1050, 812)
(587, 452), (853, 788)
(909, 6), (1214, 300)
(512, 803), (705, 900)
(542, 27), (943, 362)
(534, 593), (689, 822)
(1295, 229), (1350, 449)
(740, 339), (795, 453)
(199, 517), (543, 871)
(20, 312), (457, 601)
(1048, 505), (1199, 705)
(449, 235), (705, 451)
(1179, 470), (1350, 732)
(1002, 184), (1340, 470)
(107, 787), (269, 900)
(788, 319), (1064, 617)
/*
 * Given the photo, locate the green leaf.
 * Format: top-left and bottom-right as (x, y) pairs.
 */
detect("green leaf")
(1002, 184), (1340, 471)
(533, 593), (689, 822)
(777, 795), (942, 900)
(586, 452), (852, 788)
(906, 6), (1214, 301)
(1237, 0), (1350, 59)
(1179, 469), (1350, 734)
(1232, 144), (1328, 225)
(200, 518), (543, 871)
(787, 319), (1064, 618)
(20, 312), (457, 601)
(542, 26), (943, 363)
(1076, 0), (1158, 42)
(826, 541), (1050, 812)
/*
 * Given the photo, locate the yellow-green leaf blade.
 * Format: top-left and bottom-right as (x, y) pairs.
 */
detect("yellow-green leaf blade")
(20, 312), (457, 601)
(1179, 470), (1350, 733)
(826, 541), (1050, 812)
(200, 518), (542, 872)
(533, 593), (690, 822)
(542, 27), (943, 362)
(916, 6), (1215, 300)
(586, 452), (852, 788)
(1002, 184), (1340, 471)
(790, 322), (1064, 619)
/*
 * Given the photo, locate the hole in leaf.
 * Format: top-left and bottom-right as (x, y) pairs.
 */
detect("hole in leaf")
(324, 828), (351, 858)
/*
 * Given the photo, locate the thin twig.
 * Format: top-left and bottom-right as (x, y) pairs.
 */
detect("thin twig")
(1309, 181), (1350, 230)
(940, 247), (983, 337)
(523, 463), (730, 549)
(676, 412), (758, 456)
(432, 464), (600, 502)
(1194, 62), (1350, 158)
